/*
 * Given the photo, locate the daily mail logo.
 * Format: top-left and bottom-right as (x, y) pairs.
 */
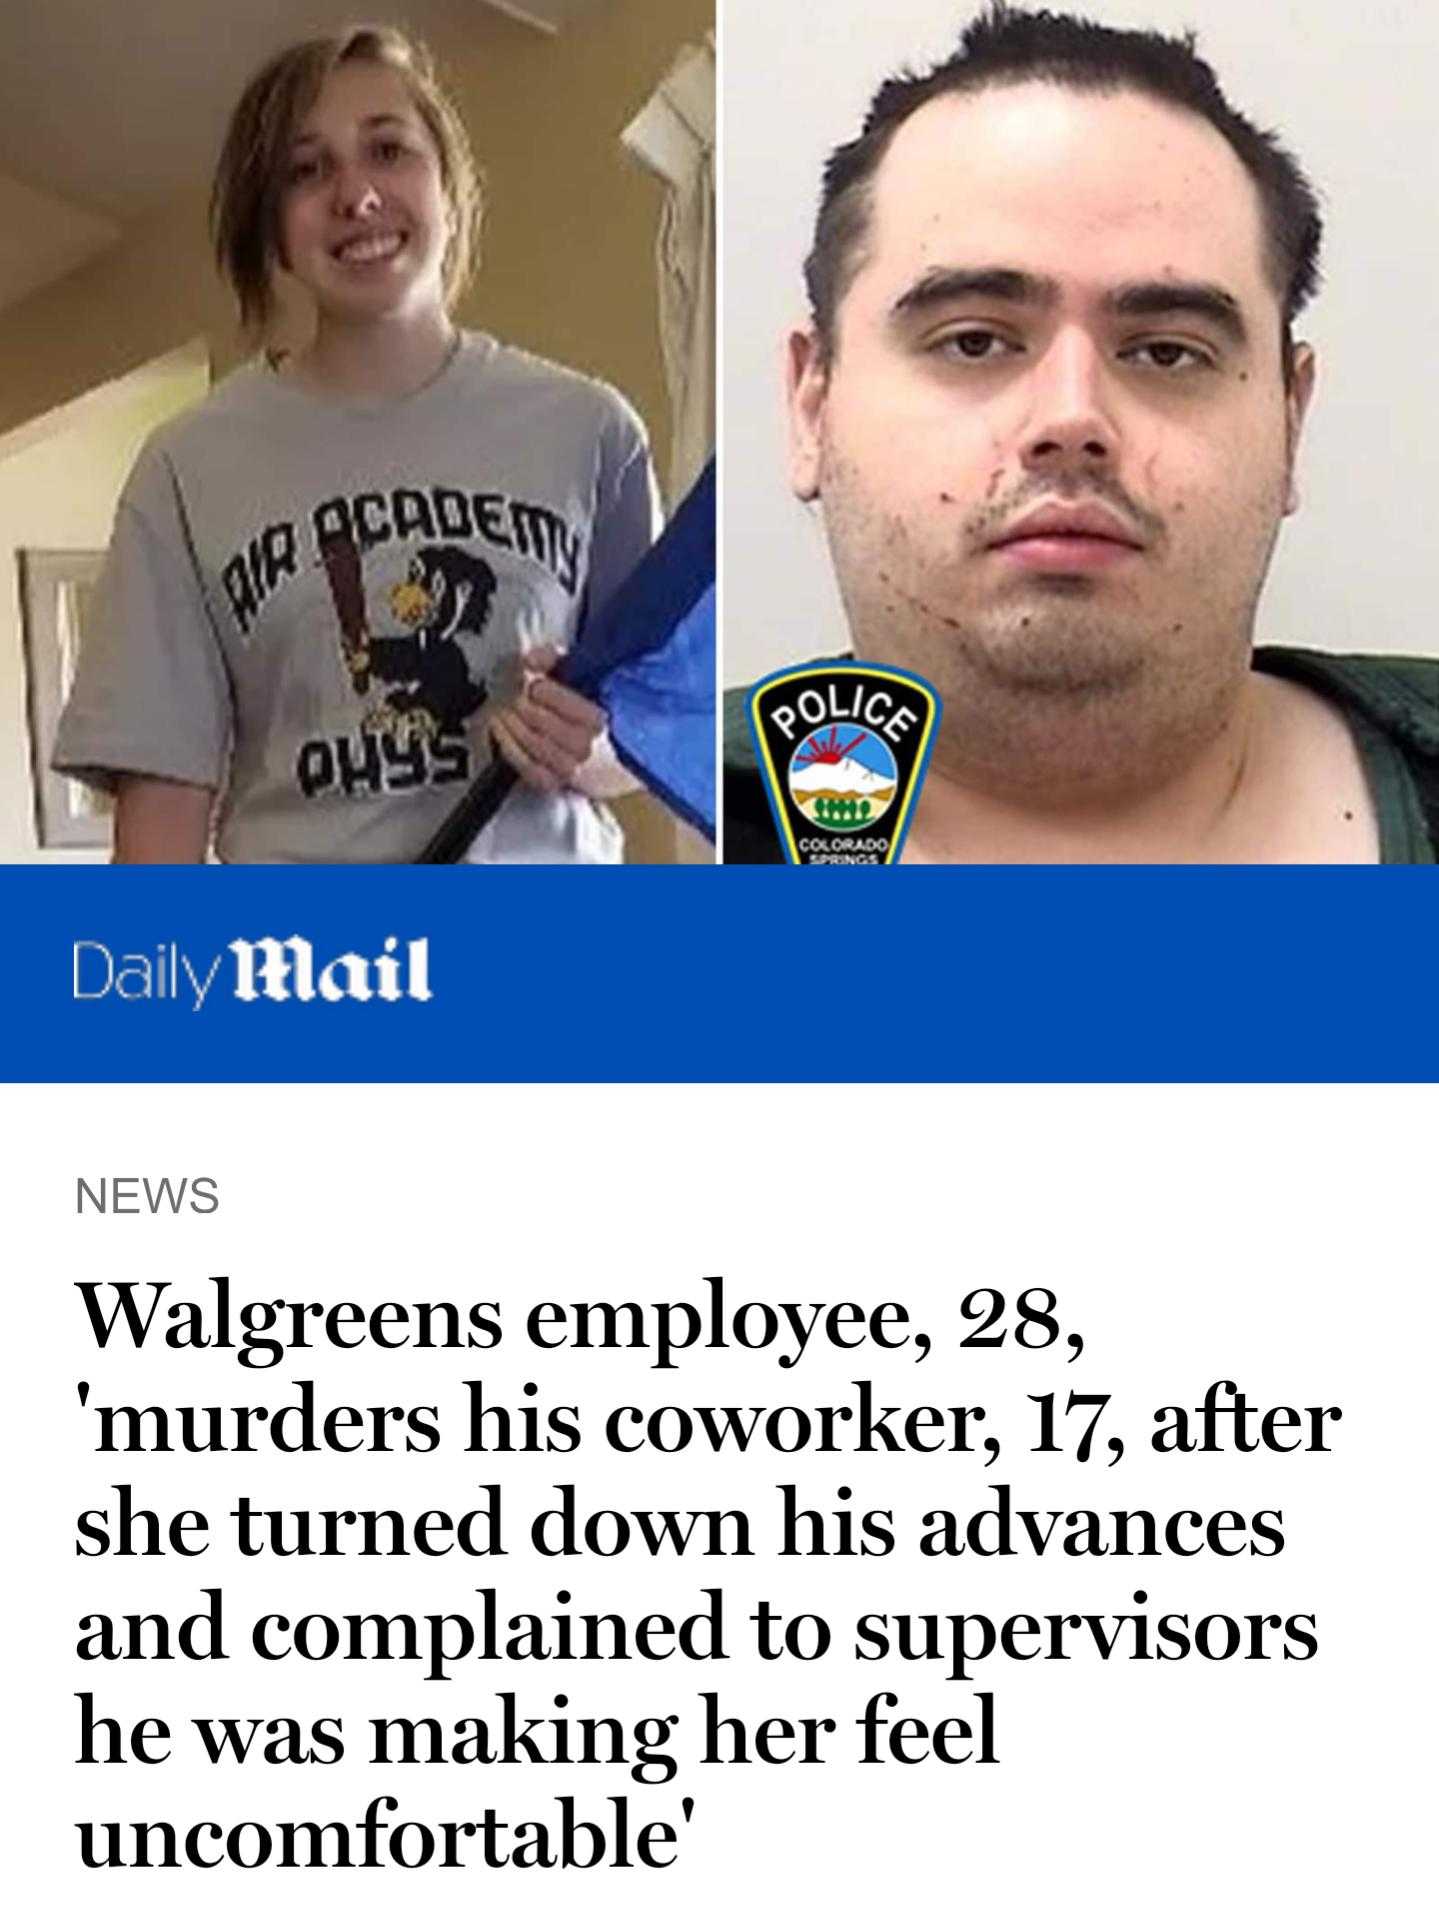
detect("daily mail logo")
(72, 936), (432, 1012)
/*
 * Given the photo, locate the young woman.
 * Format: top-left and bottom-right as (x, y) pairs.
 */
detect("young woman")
(54, 26), (659, 862)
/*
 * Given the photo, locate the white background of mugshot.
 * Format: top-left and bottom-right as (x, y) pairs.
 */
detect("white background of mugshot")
(721, 0), (1439, 684)
(5, 1082), (1431, 1923)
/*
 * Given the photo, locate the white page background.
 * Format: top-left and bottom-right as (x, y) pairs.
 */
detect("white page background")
(5, 1084), (1430, 1923)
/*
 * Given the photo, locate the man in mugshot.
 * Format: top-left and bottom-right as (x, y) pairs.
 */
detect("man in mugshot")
(723, 5), (1439, 862)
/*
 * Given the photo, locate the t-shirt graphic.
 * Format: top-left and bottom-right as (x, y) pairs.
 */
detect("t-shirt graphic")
(322, 537), (496, 746)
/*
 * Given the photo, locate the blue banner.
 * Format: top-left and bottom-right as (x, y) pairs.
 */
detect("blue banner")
(1, 867), (1434, 1081)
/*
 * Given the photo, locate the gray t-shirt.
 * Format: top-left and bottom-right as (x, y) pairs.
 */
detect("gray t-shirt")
(53, 334), (660, 862)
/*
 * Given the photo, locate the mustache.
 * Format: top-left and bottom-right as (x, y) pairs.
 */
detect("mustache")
(965, 480), (1166, 551)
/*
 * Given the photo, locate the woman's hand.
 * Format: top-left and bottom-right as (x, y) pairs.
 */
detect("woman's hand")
(488, 646), (610, 795)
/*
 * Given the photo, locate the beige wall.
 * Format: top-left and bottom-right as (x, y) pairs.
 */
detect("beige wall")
(445, 0), (712, 464)
(0, 188), (232, 445)
(0, 344), (211, 860)
(0, 0), (714, 861)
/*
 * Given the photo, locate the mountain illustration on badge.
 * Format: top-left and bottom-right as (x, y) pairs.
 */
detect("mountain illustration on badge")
(748, 662), (942, 864)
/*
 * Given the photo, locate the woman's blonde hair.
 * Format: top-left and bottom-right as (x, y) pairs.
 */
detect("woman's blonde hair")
(210, 24), (482, 331)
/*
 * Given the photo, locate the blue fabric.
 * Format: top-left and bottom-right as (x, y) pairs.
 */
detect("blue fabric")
(567, 459), (716, 841)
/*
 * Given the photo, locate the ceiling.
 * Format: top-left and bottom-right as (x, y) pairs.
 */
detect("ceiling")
(0, 0), (605, 311)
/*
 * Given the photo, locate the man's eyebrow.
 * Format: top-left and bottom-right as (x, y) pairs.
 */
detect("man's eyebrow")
(888, 269), (1252, 348)
(889, 267), (1062, 319)
(1105, 281), (1250, 345)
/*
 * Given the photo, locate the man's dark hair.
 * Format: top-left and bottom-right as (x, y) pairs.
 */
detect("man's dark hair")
(805, 4), (1322, 379)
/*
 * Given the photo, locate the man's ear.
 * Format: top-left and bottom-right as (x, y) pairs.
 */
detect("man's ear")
(1283, 342), (1317, 516)
(786, 324), (830, 502)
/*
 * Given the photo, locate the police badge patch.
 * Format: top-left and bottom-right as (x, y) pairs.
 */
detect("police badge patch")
(747, 662), (941, 865)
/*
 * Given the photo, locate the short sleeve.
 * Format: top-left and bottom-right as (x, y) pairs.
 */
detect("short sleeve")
(582, 397), (664, 626)
(51, 442), (232, 793)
